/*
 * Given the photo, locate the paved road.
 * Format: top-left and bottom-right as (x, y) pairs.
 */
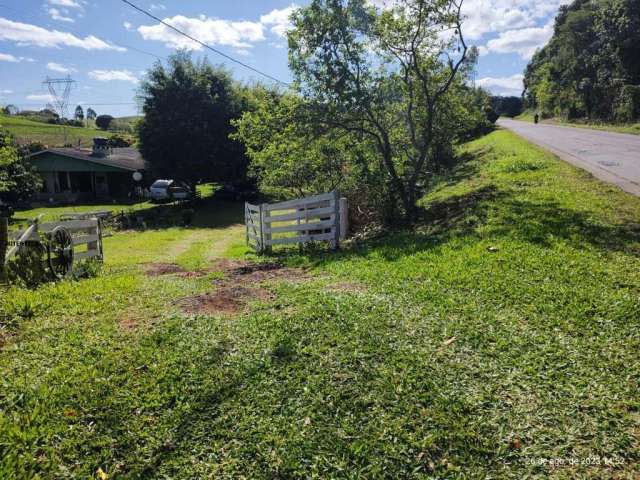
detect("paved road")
(498, 118), (640, 196)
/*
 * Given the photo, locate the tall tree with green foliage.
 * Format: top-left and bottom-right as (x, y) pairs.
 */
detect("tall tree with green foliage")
(524, 0), (640, 122)
(74, 105), (84, 122)
(0, 130), (42, 204)
(286, 0), (470, 219)
(86, 108), (97, 121)
(136, 51), (252, 190)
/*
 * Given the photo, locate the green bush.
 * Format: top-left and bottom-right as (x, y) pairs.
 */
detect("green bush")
(614, 85), (640, 123)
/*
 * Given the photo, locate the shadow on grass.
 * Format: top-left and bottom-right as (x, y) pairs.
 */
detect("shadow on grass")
(277, 185), (640, 267)
(10, 197), (245, 232)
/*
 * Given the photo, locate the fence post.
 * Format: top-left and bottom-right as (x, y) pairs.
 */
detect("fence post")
(95, 219), (104, 262)
(332, 190), (340, 250)
(261, 203), (271, 254)
(339, 197), (348, 241)
(0, 217), (8, 281)
(244, 203), (249, 247)
(87, 218), (99, 258)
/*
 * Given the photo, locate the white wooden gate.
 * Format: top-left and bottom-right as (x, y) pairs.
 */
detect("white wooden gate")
(245, 191), (347, 253)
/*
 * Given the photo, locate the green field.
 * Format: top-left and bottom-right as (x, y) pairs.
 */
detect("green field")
(1, 130), (639, 478)
(0, 114), (101, 147)
(515, 111), (640, 135)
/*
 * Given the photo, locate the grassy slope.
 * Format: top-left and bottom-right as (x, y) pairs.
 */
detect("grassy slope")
(0, 114), (100, 146)
(515, 111), (640, 135)
(1, 130), (639, 478)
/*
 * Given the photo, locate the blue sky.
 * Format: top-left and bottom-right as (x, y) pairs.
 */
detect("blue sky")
(0, 0), (568, 117)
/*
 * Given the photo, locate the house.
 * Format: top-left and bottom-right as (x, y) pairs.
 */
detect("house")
(26, 138), (147, 202)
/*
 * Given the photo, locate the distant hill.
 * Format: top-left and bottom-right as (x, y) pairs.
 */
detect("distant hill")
(0, 113), (99, 147)
(112, 116), (142, 133)
(0, 114), (141, 147)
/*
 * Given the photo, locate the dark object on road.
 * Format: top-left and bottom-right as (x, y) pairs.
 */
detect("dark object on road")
(534, 113), (539, 124)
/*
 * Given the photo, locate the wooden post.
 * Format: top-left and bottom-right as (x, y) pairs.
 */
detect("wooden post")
(332, 190), (340, 250)
(261, 203), (271, 254)
(97, 219), (104, 261)
(0, 217), (8, 281)
(87, 218), (99, 257)
(244, 203), (249, 247)
(339, 197), (348, 241)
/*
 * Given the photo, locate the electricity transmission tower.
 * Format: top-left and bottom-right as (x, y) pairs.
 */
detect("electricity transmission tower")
(43, 76), (76, 145)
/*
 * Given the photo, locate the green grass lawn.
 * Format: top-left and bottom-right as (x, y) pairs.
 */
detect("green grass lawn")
(1, 130), (639, 478)
(0, 114), (101, 146)
(514, 111), (640, 135)
(11, 184), (219, 229)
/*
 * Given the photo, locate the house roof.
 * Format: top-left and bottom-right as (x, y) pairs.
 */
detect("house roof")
(27, 147), (146, 172)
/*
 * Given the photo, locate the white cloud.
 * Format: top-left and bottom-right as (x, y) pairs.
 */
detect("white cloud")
(0, 53), (19, 62)
(48, 8), (74, 23)
(123, 21), (133, 31)
(27, 93), (56, 102)
(150, 3), (166, 11)
(138, 15), (265, 50)
(476, 73), (524, 95)
(366, 0), (566, 44)
(47, 62), (75, 73)
(463, 0), (570, 41)
(260, 5), (297, 37)
(88, 69), (139, 84)
(0, 17), (125, 51)
(482, 23), (553, 59)
(0, 52), (33, 62)
(137, 5), (299, 52)
(47, 0), (82, 8)
(0, 89), (13, 95)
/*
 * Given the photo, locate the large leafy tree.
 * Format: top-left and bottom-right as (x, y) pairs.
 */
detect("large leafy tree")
(0, 130), (42, 204)
(74, 105), (84, 122)
(524, 0), (640, 121)
(136, 51), (251, 189)
(288, 0), (469, 219)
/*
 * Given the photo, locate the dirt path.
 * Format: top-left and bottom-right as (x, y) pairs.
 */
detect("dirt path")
(156, 224), (245, 266)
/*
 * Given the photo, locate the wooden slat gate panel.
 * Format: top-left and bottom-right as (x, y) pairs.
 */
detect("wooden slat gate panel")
(245, 191), (347, 254)
(245, 203), (263, 253)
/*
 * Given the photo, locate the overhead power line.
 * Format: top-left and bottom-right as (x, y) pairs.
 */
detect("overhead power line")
(13, 102), (137, 107)
(119, 0), (291, 87)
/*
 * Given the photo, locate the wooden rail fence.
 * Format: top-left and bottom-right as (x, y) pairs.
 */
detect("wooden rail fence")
(1, 215), (104, 280)
(245, 191), (348, 253)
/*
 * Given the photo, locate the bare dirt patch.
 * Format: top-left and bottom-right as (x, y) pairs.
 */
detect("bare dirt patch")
(145, 263), (186, 276)
(211, 259), (308, 283)
(180, 285), (273, 315)
(0, 328), (13, 349)
(119, 312), (139, 331)
(179, 260), (308, 316)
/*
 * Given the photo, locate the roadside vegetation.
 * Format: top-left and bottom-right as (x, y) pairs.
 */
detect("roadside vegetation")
(1, 129), (639, 478)
(516, 110), (640, 135)
(523, 0), (639, 124)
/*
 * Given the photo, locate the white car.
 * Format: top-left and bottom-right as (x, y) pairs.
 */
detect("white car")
(149, 179), (191, 202)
